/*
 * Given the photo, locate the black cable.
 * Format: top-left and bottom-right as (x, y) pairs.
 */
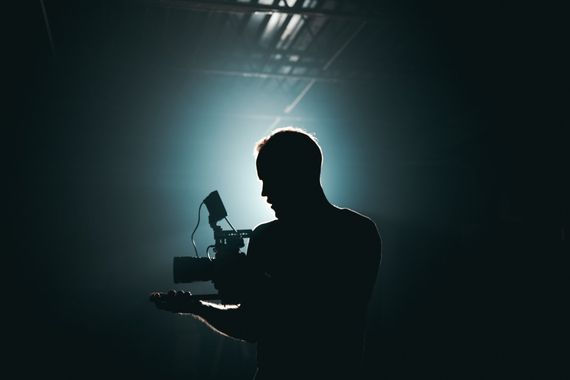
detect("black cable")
(191, 201), (204, 258)
(205, 245), (215, 260)
(224, 217), (238, 232)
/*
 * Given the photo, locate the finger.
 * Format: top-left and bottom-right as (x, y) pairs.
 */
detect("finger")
(149, 292), (165, 302)
(175, 290), (192, 299)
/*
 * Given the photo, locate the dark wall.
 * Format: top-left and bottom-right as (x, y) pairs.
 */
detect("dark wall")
(9, 1), (566, 379)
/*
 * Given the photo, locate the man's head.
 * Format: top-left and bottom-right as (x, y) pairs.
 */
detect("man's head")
(254, 127), (324, 219)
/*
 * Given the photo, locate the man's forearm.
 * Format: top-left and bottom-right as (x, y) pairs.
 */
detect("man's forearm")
(189, 302), (260, 342)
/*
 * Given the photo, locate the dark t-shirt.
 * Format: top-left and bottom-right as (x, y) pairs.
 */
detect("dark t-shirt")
(245, 204), (381, 379)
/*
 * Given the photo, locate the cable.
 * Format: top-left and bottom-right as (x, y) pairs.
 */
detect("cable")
(224, 217), (238, 232)
(206, 245), (215, 260)
(191, 201), (204, 258)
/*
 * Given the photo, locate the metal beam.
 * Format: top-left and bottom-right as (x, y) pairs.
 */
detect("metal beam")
(61, 58), (372, 83)
(186, 67), (363, 83)
(158, 0), (381, 21)
(210, 51), (328, 68)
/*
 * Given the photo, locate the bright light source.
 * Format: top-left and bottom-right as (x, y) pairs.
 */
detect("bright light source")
(261, 13), (287, 44)
(276, 15), (304, 50)
(280, 0), (299, 6)
(303, 0), (318, 8)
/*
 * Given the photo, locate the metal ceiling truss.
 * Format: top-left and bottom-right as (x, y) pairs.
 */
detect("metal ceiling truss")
(158, 0), (380, 21)
(158, 1), (370, 122)
(34, 0), (372, 124)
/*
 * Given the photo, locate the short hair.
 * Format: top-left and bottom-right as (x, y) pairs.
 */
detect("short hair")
(255, 127), (323, 182)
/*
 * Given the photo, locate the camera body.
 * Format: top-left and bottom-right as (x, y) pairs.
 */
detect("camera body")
(172, 191), (252, 302)
(173, 227), (252, 283)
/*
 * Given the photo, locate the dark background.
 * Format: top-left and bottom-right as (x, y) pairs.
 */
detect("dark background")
(9, 1), (567, 379)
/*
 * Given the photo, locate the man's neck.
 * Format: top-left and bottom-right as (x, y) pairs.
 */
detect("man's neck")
(278, 187), (332, 222)
(303, 187), (330, 210)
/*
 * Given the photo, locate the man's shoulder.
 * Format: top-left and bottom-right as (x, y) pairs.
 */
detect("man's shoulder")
(334, 206), (377, 229)
(253, 219), (278, 232)
(250, 207), (379, 236)
(248, 220), (281, 254)
(332, 207), (381, 245)
(252, 219), (279, 238)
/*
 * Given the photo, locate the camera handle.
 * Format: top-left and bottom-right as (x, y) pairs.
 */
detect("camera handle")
(185, 293), (221, 301)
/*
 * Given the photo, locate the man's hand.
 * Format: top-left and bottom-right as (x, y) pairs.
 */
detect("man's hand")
(149, 290), (202, 314)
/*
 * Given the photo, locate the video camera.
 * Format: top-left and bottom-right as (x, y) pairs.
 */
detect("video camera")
(172, 191), (252, 303)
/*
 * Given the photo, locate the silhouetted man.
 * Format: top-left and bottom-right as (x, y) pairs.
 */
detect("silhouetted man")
(153, 128), (381, 379)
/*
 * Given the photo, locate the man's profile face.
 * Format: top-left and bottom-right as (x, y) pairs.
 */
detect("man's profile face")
(258, 170), (303, 219)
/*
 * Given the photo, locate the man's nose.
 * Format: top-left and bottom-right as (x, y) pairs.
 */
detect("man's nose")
(261, 183), (275, 199)
(261, 183), (267, 197)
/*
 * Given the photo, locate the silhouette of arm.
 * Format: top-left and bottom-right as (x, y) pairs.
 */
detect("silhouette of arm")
(151, 290), (264, 342)
(190, 301), (263, 342)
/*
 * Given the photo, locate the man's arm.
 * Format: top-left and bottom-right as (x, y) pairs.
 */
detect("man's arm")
(151, 225), (271, 342)
(192, 301), (262, 342)
(196, 227), (270, 342)
(150, 290), (262, 342)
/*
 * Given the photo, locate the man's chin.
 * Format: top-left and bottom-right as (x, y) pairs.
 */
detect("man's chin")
(271, 204), (296, 220)
(273, 208), (292, 220)
(271, 207), (282, 219)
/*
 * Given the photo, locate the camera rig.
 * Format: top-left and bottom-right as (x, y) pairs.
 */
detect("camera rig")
(172, 191), (252, 302)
